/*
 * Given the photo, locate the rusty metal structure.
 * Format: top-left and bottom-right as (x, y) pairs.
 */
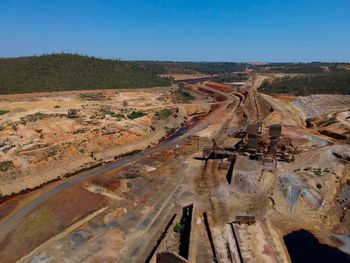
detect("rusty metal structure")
(234, 215), (256, 225)
(267, 124), (293, 163)
(267, 124), (282, 156)
(203, 139), (236, 160)
(202, 123), (293, 166)
(230, 128), (246, 138)
(237, 123), (264, 160)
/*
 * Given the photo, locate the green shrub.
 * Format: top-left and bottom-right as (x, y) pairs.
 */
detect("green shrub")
(99, 106), (117, 117)
(0, 110), (9, 115)
(20, 112), (46, 123)
(127, 110), (146, 120)
(79, 93), (105, 101)
(174, 87), (195, 102)
(155, 108), (172, 119)
(122, 100), (128, 107)
(165, 127), (176, 135)
(125, 173), (140, 179)
(174, 223), (184, 233)
(319, 115), (337, 127)
(313, 170), (322, 176)
(0, 161), (14, 172)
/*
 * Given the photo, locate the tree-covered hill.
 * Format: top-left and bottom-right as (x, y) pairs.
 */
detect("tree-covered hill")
(0, 54), (170, 94)
(260, 71), (350, 95)
(134, 61), (248, 75)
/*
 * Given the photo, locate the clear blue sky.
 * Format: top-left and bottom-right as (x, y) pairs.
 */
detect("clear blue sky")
(0, 0), (349, 62)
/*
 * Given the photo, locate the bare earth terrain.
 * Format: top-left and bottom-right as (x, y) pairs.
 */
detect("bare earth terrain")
(0, 75), (350, 263)
(0, 86), (213, 196)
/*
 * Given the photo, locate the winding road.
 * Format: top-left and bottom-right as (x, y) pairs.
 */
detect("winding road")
(0, 84), (239, 242)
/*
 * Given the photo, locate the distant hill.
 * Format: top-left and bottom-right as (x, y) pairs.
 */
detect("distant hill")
(133, 61), (350, 75)
(260, 70), (350, 96)
(0, 54), (170, 94)
(134, 61), (248, 74)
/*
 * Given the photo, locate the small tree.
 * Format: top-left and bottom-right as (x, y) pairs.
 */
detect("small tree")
(11, 123), (18, 134)
(67, 109), (79, 118)
(122, 100), (128, 108)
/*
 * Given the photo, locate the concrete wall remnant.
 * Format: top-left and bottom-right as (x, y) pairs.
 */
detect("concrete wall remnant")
(156, 252), (188, 263)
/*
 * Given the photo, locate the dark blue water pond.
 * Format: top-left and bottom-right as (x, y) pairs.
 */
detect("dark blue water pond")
(284, 229), (350, 263)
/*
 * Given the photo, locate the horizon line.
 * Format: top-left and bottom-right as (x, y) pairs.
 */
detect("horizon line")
(0, 52), (349, 64)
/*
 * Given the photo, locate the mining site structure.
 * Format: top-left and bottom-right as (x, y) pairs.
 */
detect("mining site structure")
(237, 123), (294, 164)
(266, 124), (293, 163)
(202, 138), (237, 160)
(204, 123), (294, 169)
(242, 123), (265, 160)
(234, 215), (256, 225)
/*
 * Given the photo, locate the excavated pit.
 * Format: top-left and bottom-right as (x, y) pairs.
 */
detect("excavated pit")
(145, 214), (177, 263)
(284, 229), (350, 263)
(226, 160), (236, 184)
(203, 212), (218, 263)
(178, 205), (193, 259)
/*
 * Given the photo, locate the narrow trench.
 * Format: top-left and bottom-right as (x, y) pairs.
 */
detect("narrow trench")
(203, 212), (218, 263)
(178, 205), (193, 259)
(145, 214), (177, 263)
(226, 159), (236, 184)
(226, 241), (234, 263)
(230, 223), (245, 263)
(253, 93), (260, 121)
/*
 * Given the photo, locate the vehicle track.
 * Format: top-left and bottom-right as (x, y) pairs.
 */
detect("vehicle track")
(0, 84), (239, 243)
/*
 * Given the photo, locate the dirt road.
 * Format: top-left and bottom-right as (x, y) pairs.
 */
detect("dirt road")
(0, 85), (238, 243)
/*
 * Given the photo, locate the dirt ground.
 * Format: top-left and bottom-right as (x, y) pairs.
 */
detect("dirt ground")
(159, 74), (211, 81)
(0, 86), (213, 196)
(1, 74), (350, 262)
